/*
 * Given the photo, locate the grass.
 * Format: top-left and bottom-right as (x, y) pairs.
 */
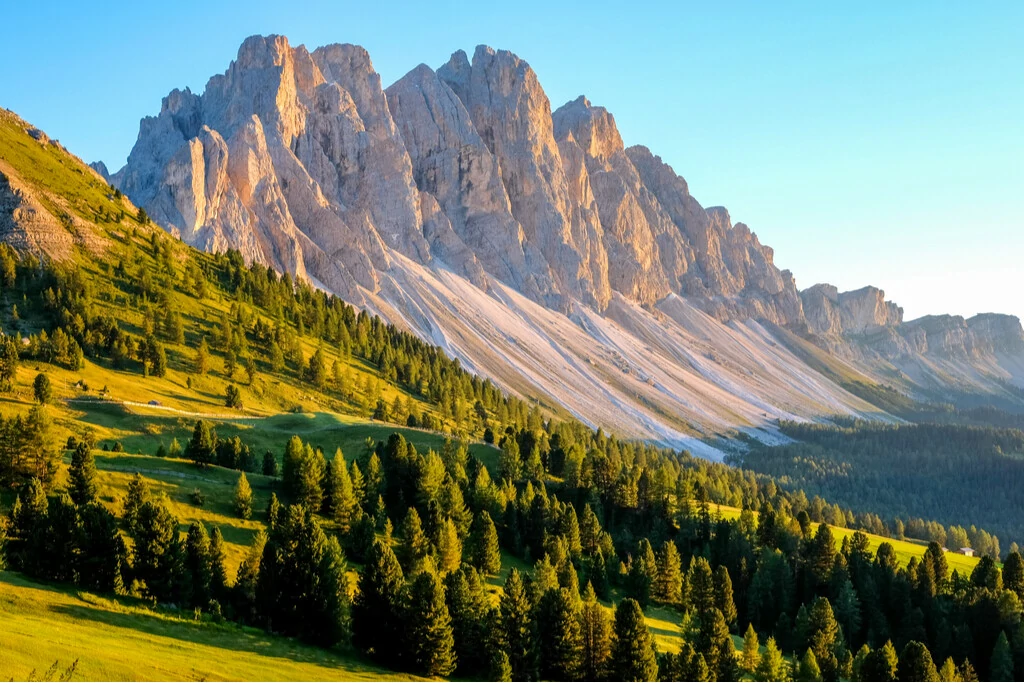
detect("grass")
(712, 503), (981, 574)
(0, 572), (417, 682)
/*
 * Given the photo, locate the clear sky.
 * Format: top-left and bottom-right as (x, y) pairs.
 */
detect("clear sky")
(2, 1), (1021, 322)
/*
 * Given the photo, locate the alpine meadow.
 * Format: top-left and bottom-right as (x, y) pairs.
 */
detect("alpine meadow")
(0, 8), (1023, 683)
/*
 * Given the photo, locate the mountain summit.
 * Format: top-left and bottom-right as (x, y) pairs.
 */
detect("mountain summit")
(109, 35), (1024, 453)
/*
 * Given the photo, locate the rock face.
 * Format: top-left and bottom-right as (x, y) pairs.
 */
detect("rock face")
(110, 34), (1024, 428)
(115, 35), (805, 323)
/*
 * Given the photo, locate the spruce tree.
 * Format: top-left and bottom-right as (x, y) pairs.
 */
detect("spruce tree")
(406, 569), (457, 677)
(498, 568), (536, 681)
(897, 641), (938, 682)
(325, 452), (356, 532)
(68, 442), (97, 506)
(468, 510), (502, 575)
(537, 588), (584, 681)
(233, 472), (253, 519)
(609, 598), (658, 681)
(352, 540), (406, 661)
(43, 494), (80, 583)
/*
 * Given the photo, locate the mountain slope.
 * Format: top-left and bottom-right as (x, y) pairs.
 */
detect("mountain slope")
(102, 35), (1024, 447)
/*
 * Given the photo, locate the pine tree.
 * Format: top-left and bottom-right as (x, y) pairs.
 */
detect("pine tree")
(467, 510), (502, 576)
(43, 494), (80, 583)
(265, 492), (281, 529)
(990, 631), (1013, 683)
(742, 622), (761, 673)
(352, 540), (406, 661)
(580, 582), (612, 681)
(68, 442), (97, 506)
(537, 588), (584, 681)
(609, 598), (658, 681)
(406, 570), (457, 677)
(498, 568), (536, 681)
(756, 636), (789, 682)
(797, 649), (821, 682)
(897, 641), (938, 682)
(122, 473), (150, 532)
(234, 472), (253, 519)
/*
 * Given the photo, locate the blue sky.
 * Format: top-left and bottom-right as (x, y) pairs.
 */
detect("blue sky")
(2, 1), (1021, 322)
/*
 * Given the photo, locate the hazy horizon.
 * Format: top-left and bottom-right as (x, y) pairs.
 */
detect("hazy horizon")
(3, 0), (1020, 323)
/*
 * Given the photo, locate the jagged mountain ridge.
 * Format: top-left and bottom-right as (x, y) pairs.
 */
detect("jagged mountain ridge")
(102, 34), (1024, 453)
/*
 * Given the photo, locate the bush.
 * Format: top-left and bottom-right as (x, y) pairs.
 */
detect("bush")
(190, 488), (206, 507)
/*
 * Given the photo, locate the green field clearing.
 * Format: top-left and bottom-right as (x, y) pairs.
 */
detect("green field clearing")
(713, 504), (981, 573)
(0, 572), (417, 682)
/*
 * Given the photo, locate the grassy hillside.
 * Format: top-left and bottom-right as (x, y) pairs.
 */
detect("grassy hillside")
(712, 503), (981, 574)
(0, 572), (416, 682)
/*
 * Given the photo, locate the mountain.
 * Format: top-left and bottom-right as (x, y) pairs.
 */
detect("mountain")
(108, 35), (1024, 454)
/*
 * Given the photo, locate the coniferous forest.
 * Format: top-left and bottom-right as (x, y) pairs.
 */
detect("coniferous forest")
(0, 184), (1022, 680)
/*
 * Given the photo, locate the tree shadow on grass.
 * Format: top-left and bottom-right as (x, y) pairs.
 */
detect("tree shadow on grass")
(42, 597), (395, 676)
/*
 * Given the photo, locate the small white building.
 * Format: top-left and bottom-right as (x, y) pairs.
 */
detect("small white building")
(959, 547), (975, 557)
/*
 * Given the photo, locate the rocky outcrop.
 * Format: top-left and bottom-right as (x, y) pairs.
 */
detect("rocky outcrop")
(89, 161), (110, 180)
